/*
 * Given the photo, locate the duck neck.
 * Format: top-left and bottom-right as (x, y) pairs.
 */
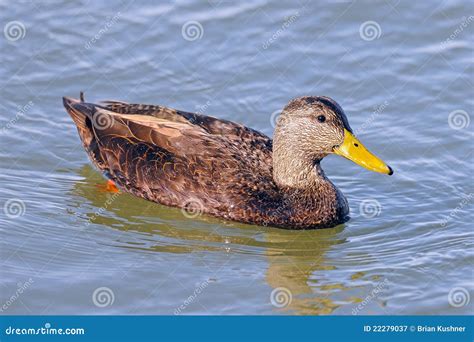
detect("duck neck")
(272, 149), (347, 227)
(272, 145), (329, 191)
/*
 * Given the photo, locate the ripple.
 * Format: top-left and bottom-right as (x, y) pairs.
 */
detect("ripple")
(0, 0), (472, 315)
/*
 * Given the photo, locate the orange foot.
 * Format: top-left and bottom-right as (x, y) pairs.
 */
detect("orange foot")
(97, 179), (120, 193)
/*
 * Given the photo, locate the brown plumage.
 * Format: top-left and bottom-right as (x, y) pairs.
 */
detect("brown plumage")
(63, 93), (391, 229)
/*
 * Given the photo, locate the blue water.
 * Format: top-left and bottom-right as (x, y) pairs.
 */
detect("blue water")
(0, 1), (472, 315)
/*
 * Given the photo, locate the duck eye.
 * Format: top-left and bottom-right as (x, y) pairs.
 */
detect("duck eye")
(317, 115), (326, 123)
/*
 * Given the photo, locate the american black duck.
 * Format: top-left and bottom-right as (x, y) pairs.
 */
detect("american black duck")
(63, 93), (392, 229)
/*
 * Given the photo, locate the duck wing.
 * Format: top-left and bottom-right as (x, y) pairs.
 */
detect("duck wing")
(99, 99), (271, 144)
(63, 96), (277, 220)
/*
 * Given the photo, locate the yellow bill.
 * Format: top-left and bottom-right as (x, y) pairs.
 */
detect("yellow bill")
(333, 129), (393, 175)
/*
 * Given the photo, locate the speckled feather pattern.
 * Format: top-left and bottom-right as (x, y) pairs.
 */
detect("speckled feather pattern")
(63, 96), (350, 229)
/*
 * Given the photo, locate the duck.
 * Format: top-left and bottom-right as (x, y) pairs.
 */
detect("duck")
(63, 93), (392, 230)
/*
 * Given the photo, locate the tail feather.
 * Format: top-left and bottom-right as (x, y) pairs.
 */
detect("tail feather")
(63, 94), (107, 172)
(63, 96), (89, 131)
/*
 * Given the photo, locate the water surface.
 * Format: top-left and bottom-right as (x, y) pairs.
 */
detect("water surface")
(0, 0), (473, 315)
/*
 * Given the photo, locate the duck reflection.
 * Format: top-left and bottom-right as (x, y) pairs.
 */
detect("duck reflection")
(69, 165), (349, 314)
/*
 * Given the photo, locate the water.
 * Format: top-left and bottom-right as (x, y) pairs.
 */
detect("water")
(1, 1), (473, 315)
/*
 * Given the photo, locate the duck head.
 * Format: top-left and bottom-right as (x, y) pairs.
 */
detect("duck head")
(272, 96), (392, 188)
